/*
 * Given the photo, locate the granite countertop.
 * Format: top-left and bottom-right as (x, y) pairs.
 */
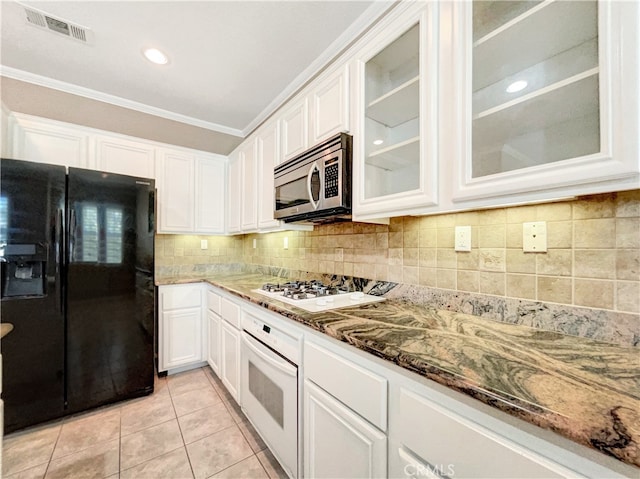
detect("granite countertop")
(157, 273), (640, 468)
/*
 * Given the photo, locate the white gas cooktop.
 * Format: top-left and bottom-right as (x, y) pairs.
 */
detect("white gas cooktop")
(253, 280), (385, 313)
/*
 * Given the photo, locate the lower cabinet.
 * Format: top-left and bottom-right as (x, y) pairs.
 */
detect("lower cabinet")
(220, 319), (241, 401)
(304, 379), (387, 479)
(158, 284), (204, 372)
(206, 310), (221, 376)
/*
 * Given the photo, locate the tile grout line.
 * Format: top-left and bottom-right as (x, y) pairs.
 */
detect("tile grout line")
(167, 375), (197, 479)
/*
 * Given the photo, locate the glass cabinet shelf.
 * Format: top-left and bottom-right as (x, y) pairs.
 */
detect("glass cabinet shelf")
(471, 0), (600, 179)
(366, 136), (420, 170)
(367, 76), (419, 128)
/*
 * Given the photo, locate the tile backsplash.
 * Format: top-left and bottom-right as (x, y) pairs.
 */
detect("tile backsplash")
(156, 190), (640, 314)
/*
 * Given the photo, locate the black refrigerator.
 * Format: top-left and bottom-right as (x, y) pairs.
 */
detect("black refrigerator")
(1, 159), (155, 433)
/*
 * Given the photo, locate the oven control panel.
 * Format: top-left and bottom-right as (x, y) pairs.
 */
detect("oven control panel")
(242, 311), (302, 364)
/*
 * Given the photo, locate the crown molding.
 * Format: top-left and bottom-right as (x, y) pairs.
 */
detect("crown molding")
(241, 0), (397, 136)
(0, 66), (244, 137)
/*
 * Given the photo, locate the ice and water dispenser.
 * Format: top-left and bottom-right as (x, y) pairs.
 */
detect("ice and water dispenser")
(1, 243), (48, 298)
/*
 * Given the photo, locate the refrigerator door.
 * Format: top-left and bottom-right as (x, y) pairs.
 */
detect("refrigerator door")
(0, 159), (66, 433)
(66, 167), (155, 413)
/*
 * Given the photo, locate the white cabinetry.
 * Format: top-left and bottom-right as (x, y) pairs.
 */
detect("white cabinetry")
(195, 156), (225, 233)
(240, 139), (258, 232)
(352, 2), (439, 220)
(158, 284), (205, 373)
(206, 288), (222, 375)
(226, 140), (258, 233)
(157, 148), (226, 234)
(256, 120), (281, 230)
(281, 98), (309, 162)
(94, 135), (155, 178)
(303, 338), (387, 479)
(310, 64), (350, 145)
(9, 114), (90, 169)
(448, 0), (640, 203)
(304, 379), (387, 479)
(219, 296), (241, 401)
(157, 149), (195, 233)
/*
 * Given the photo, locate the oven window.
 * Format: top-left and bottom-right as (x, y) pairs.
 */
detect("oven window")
(275, 176), (310, 211)
(248, 361), (284, 428)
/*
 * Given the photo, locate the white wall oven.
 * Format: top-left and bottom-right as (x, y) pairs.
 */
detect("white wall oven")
(240, 309), (302, 478)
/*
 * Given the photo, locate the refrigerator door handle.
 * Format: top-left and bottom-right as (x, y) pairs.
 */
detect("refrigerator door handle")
(68, 208), (76, 263)
(55, 209), (64, 313)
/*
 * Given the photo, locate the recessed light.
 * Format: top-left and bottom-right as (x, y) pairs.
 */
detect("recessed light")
(143, 48), (169, 65)
(373, 139), (384, 146)
(506, 80), (528, 93)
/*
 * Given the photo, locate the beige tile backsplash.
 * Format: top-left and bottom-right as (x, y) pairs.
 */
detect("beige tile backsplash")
(156, 190), (640, 314)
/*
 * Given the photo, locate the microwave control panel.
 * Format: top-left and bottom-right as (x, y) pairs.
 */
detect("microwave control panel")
(325, 158), (339, 198)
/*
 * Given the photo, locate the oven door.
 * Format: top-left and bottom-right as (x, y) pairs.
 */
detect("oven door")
(241, 331), (298, 478)
(274, 162), (322, 220)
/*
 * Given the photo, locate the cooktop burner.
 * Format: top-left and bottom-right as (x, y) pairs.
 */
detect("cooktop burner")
(255, 280), (385, 312)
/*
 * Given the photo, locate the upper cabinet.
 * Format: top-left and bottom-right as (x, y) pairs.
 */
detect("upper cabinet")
(448, 0), (640, 202)
(240, 139), (259, 232)
(156, 148), (227, 235)
(280, 98), (309, 162)
(94, 135), (155, 179)
(352, 2), (439, 220)
(310, 64), (350, 145)
(9, 114), (91, 169)
(257, 119), (282, 230)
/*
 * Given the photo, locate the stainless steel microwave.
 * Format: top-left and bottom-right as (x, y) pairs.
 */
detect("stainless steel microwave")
(274, 133), (352, 223)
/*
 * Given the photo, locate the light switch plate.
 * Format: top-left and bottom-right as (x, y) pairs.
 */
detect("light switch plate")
(253, 238), (257, 249)
(523, 221), (547, 252)
(455, 226), (472, 252)
(200, 239), (208, 250)
(284, 237), (289, 250)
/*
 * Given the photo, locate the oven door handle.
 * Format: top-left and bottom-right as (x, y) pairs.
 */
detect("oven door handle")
(242, 332), (297, 377)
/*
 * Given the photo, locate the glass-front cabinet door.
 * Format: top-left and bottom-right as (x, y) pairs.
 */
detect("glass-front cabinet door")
(451, 0), (639, 202)
(352, 2), (438, 220)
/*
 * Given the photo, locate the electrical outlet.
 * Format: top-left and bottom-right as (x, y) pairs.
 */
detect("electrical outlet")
(523, 221), (547, 252)
(284, 237), (289, 250)
(455, 226), (472, 252)
(200, 239), (208, 250)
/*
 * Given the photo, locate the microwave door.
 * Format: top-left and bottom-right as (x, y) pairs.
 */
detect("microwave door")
(274, 169), (313, 219)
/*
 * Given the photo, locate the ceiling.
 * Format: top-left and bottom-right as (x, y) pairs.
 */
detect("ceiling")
(0, 1), (388, 143)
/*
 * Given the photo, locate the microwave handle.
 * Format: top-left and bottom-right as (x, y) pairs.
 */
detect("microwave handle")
(307, 162), (320, 211)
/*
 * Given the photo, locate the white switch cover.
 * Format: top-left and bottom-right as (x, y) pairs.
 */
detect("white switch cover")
(253, 238), (257, 249)
(200, 239), (208, 250)
(284, 237), (289, 250)
(523, 221), (547, 252)
(455, 226), (472, 252)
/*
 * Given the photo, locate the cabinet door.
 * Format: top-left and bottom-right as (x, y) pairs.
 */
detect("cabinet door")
(207, 311), (221, 376)
(304, 379), (386, 479)
(195, 155), (225, 234)
(280, 98), (309, 161)
(10, 115), (89, 169)
(227, 154), (242, 234)
(352, 3), (439, 219)
(450, 0), (640, 202)
(94, 135), (155, 178)
(160, 307), (203, 371)
(311, 64), (350, 144)
(157, 149), (195, 233)
(257, 121), (281, 230)
(240, 140), (258, 232)
(221, 320), (240, 401)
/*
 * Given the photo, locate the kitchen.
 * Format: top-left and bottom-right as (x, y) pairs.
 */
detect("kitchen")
(1, 0), (639, 478)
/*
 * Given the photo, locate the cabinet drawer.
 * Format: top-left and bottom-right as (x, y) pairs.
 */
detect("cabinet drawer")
(220, 297), (240, 328)
(398, 388), (577, 478)
(207, 289), (221, 315)
(305, 341), (387, 431)
(160, 285), (202, 310)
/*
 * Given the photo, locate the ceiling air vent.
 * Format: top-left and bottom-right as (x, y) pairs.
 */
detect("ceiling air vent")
(23, 4), (94, 44)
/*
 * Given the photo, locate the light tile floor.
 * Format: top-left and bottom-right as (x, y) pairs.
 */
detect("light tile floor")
(2, 367), (288, 479)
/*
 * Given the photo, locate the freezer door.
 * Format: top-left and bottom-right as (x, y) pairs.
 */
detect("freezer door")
(0, 158), (66, 433)
(66, 167), (155, 413)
